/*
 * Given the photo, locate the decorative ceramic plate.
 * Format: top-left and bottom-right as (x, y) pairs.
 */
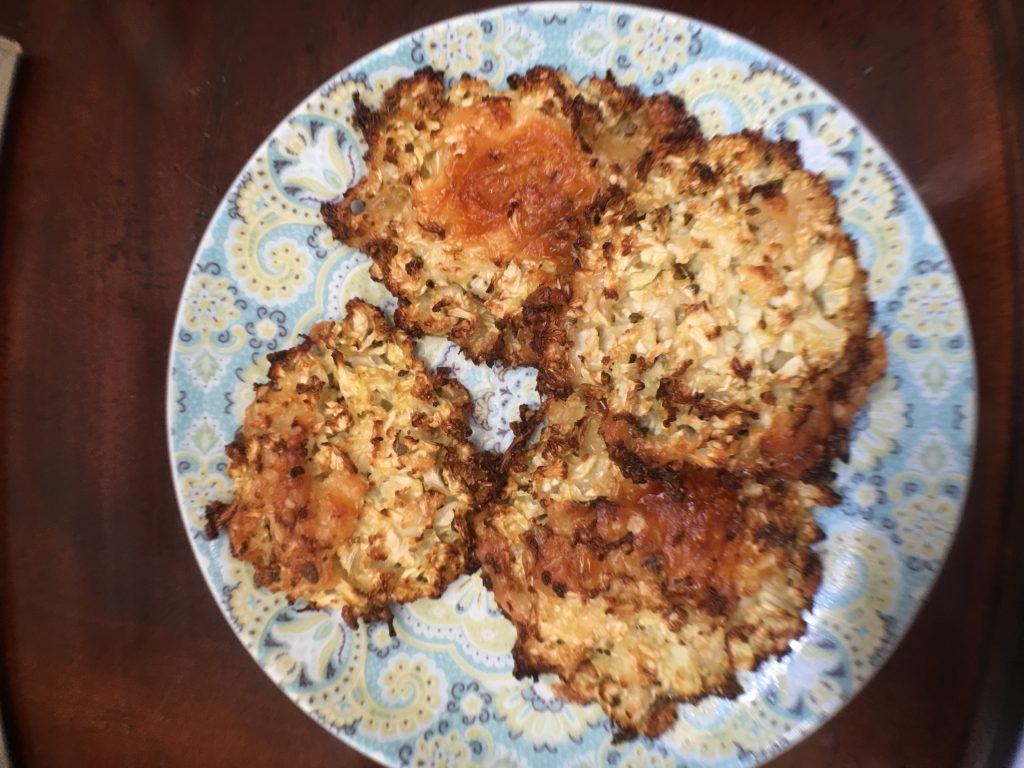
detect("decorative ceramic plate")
(167, 4), (975, 766)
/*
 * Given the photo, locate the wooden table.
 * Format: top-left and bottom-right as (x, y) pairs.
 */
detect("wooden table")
(0, 1), (1019, 765)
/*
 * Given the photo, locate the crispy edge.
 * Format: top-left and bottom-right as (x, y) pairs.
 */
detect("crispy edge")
(204, 297), (503, 624)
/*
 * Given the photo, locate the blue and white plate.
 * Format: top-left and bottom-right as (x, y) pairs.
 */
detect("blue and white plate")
(166, 4), (976, 765)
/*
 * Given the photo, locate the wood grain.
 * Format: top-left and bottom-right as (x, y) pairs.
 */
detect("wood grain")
(0, 1), (1014, 766)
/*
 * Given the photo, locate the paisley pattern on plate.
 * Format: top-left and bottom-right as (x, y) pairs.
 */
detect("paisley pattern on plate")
(167, 4), (975, 766)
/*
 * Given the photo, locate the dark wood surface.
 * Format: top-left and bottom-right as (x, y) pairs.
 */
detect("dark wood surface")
(0, 1), (1017, 766)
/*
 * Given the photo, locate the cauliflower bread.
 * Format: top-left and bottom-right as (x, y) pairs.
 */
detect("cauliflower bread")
(205, 300), (497, 628)
(536, 131), (886, 480)
(474, 394), (826, 739)
(321, 67), (698, 366)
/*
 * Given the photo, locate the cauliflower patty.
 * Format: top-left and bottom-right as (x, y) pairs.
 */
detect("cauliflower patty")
(321, 67), (699, 366)
(206, 300), (497, 627)
(474, 394), (825, 739)
(536, 131), (886, 480)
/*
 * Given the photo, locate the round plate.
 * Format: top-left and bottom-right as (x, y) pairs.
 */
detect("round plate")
(166, 4), (976, 766)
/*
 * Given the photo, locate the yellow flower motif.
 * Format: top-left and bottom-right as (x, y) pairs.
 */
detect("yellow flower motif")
(849, 376), (906, 472)
(421, 23), (483, 72)
(629, 16), (687, 79)
(268, 119), (358, 210)
(848, 187), (908, 296)
(818, 525), (898, 613)
(230, 236), (311, 303)
(492, 679), (603, 748)
(677, 60), (790, 135)
(462, 691), (484, 718)
(281, 123), (308, 159)
(185, 414), (227, 457)
(894, 495), (957, 561)
(326, 654), (446, 740)
(380, 656), (441, 704)
(784, 110), (856, 180)
(410, 730), (471, 768)
(399, 574), (516, 671)
(662, 698), (752, 763)
(617, 743), (676, 768)
(898, 272), (963, 337)
(228, 572), (290, 647)
(182, 274), (239, 333)
(852, 482), (878, 508)
(318, 77), (372, 118)
(233, 173), (264, 223)
(813, 109), (858, 155)
(255, 318), (277, 340)
(370, 624), (393, 650)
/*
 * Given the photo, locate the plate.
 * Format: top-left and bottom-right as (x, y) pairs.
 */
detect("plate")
(166, 4), (976, 765)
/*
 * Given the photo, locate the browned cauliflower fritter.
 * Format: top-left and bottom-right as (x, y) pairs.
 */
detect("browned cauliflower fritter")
(206, 300), (497, 628)
(291, 68), (887, 739)
(536, 131), (886, 480)
(321, 67), (698, 366)
(474, 394), (825, 739)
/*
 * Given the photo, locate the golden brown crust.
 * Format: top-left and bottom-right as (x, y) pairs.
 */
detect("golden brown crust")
(535, 130), (886, 480)
(473, 394), (825, 738)
(205, 300), (499, 627)
(321, 67), (700, 366)
(572, 72), (703, 185)
(309, 69), (885, 738)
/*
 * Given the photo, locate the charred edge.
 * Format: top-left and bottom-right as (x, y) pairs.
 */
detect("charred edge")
(604, 439), (653, 485)
(353, 601), (396, 631)
(511, 642), (556, 681)
(636, 149), (657, 182)
(827, 332), (880, 405)
(659, 114), (703, 153)
(351, 92), (382, 145)
(501, 400), (550, 473)
(225, 432), (246, 464)
(636, 114), (704, 182)
(203, 501), (230, 540)
(507, 66), (573, 104)
(295, 378), (324, 395)
(341, 604), (359, 630)
(522, 286), (574, 398)
(611, 726), (639, 745)
(404, 255), (424, 275)
(753, 522), (794, 548)
(418, 220), (446, 239)
(377, 67), (446, 126)
(566, 92), (603, 138)
(265, 337), (312, 371)
(710, 674), (744, 701)
(382, 137), (399, 164)
(512, 403), (543, 437)
(750, 178), (785, 199)
(638, 695), (681, 739)
(692, 161), (719, 185)
(738, 128), (803, 170)
(319, 199), (346, 242)
(802, 549), (824, 593)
